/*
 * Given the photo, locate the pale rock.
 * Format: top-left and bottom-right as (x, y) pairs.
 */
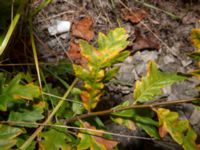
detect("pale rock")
(163, 55), (175, 64)
(48, 20), (71, 35)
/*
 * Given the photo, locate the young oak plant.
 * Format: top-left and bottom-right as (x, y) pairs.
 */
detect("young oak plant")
(73, 28), (130, 111)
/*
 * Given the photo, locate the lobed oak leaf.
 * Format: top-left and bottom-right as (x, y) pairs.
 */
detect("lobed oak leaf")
(122, 8), (148, 24)
(72, 16), (94, 41)
(133, 61), (186, 103)
(155, 108), (198, 150)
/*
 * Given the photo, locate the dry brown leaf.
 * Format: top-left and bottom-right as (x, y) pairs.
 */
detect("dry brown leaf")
(132, 29), (160, 51)
(83, 122), (118, 150)
(67, 40), (87, 66)
(122, 8), (148, 24)
(72, 16), (94, 41)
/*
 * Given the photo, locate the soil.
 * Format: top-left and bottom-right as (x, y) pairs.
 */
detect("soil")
(32, 0), (200, 149)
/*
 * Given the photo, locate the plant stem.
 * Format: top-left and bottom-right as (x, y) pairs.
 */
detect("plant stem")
(19, 78), (78, 150)
(65, 98), (200, 123)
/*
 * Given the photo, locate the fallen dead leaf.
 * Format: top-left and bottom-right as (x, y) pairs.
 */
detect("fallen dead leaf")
(122, 8), (148, 24)
(72, 16), (94, 41)
(132, 29), (160, 51)
(67, 40), (87, 66)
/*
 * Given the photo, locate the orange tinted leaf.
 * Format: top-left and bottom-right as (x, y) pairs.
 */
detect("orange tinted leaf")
(155, 108), (198, 150)
(122, 8), (148, 24)
(78, 122), (118, 150)
(80, 91), (90, 110)
(159, 123), (167, 138)
(72, 16), (94, 41)
(93, 135), (118, 150)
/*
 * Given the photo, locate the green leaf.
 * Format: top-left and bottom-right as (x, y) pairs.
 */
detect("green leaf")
(103, 67), (120, 82)
(155, 108), (197, 150)
(191, 28), (200, 50)
(111, 101), (136, 117)
(134, 61), (186, 103)
(136, 123), (160, 139)
(0, 124), (23, 149)
(134, 115), (158, 126)
(0, 73), (40, 111)
(8, 108), (44, 128)
(72, 96), (84, 115)
(39, 127), (72, 150)
(182, 127), (197, 150)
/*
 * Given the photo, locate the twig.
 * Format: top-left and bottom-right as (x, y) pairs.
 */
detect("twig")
(65, 98), (200, 123)
(0, 121), (155, 141)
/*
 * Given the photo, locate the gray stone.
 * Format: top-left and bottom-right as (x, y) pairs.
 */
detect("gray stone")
(140, 51), (158, 62)
(190, 109), (200, 125)
(163, 55), (175, 64)
(124, 56), (134, 64)
(181, 59), (192, 67)
(135, 63), (146, 75)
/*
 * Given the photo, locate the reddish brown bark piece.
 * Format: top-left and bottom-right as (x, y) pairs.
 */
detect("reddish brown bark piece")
(72, 16), (94, 41)
(122, 8), (148, 24)
(132, 29), (160, 51)
(67, 40), (87, 66)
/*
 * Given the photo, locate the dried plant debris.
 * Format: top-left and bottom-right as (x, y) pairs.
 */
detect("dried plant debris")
(132, 29), (160, 51)
(122, 8), (148, 24)
(71, 16), (94, 41)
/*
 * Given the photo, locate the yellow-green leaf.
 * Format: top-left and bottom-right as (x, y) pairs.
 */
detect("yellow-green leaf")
(98, 28), (129, 52)
(155, 108), (198, 150)
(80, 40), (101, 66)
(133, 61), (186, 103)
(136, 123), (160, 139)
(77, 122), (118, 150)
(111, 117), (136, 130)
(191, 28), (200, 50)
